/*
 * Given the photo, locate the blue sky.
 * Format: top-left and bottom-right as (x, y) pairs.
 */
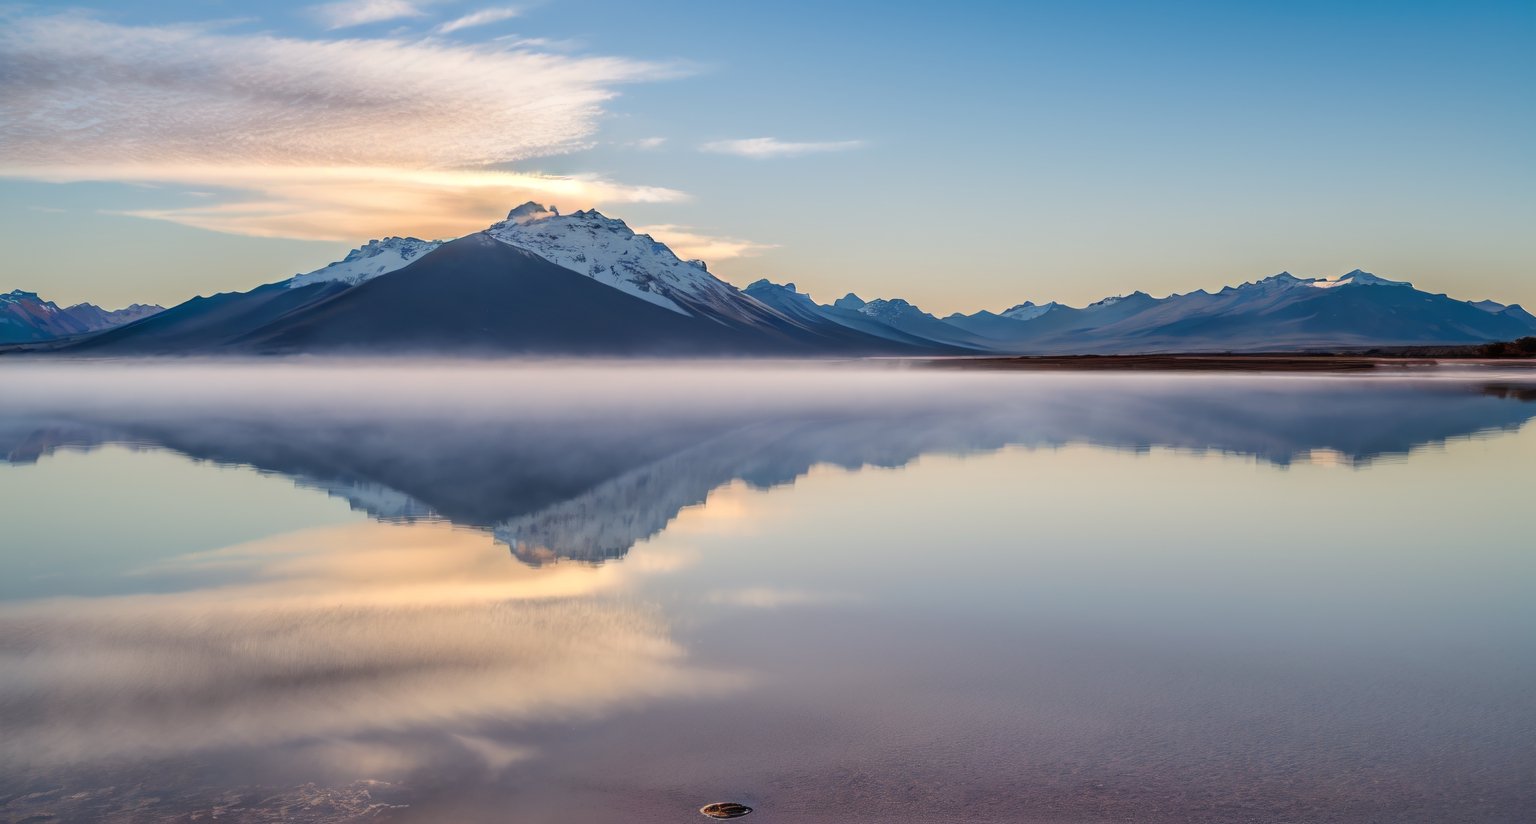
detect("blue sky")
(1, 0), (1531, 313)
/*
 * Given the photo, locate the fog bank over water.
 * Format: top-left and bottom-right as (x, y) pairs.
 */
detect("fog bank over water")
(3, 357), (1534, 417)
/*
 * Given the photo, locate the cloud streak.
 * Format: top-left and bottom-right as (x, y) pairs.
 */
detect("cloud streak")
(437, 6), (521, 34)
(0, 13), (681, 240)
(634, 224), (777, 262)
(701, 137), (866, 159)
(309, 0), (426, 29)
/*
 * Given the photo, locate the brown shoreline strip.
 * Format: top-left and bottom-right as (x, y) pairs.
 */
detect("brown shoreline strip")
(918, 355), (1411, 372)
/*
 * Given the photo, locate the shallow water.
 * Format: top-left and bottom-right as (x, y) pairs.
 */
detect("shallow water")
(2, 361), (1534, 823)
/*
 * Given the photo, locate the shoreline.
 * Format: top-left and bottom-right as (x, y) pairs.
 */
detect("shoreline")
(917, 354), (1536, 372)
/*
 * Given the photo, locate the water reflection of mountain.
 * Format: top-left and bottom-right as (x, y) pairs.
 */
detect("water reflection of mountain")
(3, 372), (1533, 564)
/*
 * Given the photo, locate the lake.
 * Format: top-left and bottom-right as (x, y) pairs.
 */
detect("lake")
(2, 360), (1533, 823)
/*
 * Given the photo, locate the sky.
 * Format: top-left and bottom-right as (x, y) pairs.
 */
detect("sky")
(1, 0), (1532, 314)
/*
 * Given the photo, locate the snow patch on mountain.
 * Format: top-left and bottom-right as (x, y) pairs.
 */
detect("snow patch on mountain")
(1087, 291), (1153, 309)
(1307, 269), (1409, 289)
(487, 203), (710, 315)
(289, 237), (444, 288)
(1000, 301), (1059, 321)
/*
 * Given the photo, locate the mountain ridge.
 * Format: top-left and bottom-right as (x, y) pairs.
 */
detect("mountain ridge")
(6, 204), (1533, 355)
(1, 289), (164, 345)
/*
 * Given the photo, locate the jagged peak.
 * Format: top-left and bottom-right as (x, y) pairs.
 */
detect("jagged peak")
(1088, 291), (1152, 309)
(1309, 269), (1411, 289)
(745, 279), (798, 292)
(289, 236), (445, 289)
(340, 236), (437, 262)
(505, 201), (559, 224)
(1000, 301), (1059, 322)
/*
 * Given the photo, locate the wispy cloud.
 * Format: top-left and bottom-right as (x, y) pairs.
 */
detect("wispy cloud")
(704, 587), (859, 609)
(700, 137), (866, 159)
(110, 167), (684, 241)
(627, 137), (668, 150)
(0, 13), (684, 240)
(634, 224), (777, 263)
(436, 6), (520, 34)
(493, 34), (585, 51)
(309, 0), (425, 29)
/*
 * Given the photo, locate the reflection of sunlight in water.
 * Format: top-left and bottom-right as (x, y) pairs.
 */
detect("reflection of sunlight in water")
(0, 520), (741, 773)
(1301, 447), (1350, 467)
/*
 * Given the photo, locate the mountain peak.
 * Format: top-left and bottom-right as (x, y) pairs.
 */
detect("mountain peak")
(1310, 269), (1410, 289)
(505, 201), (559, 224)
(746, 279), (796, 292)
(833, 293), (867, 310)
(1088, 291), (1152, 309)
(1000, 301), (1058, 322)
(484, 203), (765, 321)
(290, 237), (444, 289)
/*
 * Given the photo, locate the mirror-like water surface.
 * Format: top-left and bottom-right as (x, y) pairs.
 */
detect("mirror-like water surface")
(2, 362), (1533, 823)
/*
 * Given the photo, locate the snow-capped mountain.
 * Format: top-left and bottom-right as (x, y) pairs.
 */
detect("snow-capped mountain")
(1, 290), (164, 344)
(289, 237), (443, 288)
(285, 202), (836, 333)
(47, 203), (953, 356)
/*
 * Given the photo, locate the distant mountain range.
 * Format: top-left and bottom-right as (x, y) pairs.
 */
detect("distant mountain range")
(748, 271), (1536, 354)
(4, 203), (1532, 355)
(1, 290), (163, 345)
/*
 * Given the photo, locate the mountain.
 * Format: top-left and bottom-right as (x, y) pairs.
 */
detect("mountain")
(231, 234), (812, 355)
(945, 271), (1536, 353)
(43, 204), (958, 357)
(839, 296), (997, 349)
(0, 290), (164, 344)
(743, 281), (973, 350)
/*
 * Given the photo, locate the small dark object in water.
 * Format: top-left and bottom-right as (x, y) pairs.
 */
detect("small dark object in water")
(699, 801), (753, 818)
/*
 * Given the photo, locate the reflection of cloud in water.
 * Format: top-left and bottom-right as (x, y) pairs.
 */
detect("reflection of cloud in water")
(2, 362), (1534, 566)
(0, 520), (734, 771)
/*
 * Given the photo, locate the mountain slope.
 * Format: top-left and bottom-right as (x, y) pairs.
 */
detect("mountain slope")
(66, 281), (351, 354)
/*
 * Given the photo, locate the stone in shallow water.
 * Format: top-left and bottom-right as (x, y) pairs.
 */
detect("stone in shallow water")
(699, 801), (753, 818)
